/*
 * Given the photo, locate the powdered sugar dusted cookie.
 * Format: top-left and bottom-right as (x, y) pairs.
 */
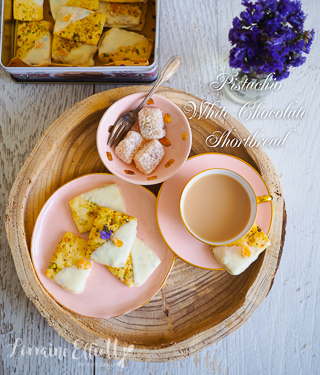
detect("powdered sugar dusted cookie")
(138, 107), (166, 140)
(114, 131), (144, 164)
(133, 140), (165, 175)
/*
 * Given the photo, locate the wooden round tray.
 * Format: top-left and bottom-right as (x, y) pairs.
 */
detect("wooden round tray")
(5, 86), (286, 362)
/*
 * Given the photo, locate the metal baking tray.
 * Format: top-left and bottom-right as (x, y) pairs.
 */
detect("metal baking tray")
(0, 0), (160, 83)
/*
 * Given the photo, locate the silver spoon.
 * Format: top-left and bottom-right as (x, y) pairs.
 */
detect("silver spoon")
(107, 55), (183, 147)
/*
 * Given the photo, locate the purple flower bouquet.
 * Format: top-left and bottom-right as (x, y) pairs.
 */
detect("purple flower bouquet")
(223, 0), (314, 103)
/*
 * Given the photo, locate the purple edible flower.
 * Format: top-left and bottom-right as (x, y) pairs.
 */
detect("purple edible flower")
(100, 225), (113, 240)
(228, 0), (315, 80)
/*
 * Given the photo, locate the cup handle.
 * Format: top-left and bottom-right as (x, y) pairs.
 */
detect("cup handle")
(256, 195), (273, 204)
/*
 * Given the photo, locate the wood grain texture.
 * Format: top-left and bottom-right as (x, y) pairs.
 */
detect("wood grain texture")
(0, 68), (96, 374)
(1, 0), (319, 373)
(5, 86), (285, 362)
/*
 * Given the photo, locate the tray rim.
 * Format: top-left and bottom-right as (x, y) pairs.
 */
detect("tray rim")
(5, 86), (286, 362)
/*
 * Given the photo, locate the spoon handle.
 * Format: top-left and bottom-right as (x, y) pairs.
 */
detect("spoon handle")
(135, 55), (183, 112)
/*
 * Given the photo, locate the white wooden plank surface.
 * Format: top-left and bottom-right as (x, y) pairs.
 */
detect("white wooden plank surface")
(1, 0), (319, 373)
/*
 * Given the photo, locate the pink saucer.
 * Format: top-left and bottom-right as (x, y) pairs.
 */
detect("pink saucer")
(31, 174), (174, 318)
(156, 153), (273, 270)
(97, 93), (192, 185)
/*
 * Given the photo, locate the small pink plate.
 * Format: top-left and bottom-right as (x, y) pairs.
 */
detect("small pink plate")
(31, 174), (174, 318)
(156, 153), (273, 270)
(97, 93), (192, 185)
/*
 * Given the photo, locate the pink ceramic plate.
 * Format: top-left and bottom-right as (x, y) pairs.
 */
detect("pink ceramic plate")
(97, 93), (192, 185)
(156, 153), (273, 270)
(31, 174), (174, 318)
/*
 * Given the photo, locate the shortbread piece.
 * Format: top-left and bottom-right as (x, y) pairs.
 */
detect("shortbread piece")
(114, 131), (144, 164)
(86, 207), (137, 267)
(138, 107), (166, 140)
(16, 21), (52, 65)
(14, 0), (44, 21)
(211, 224), (271, 275)
(101, 0), (147, 2)
(107, 253), (134, 287)
(106, 238), (161, 287)
(103, 3), (141, 28)
(131, 238), (161, 286)
(54, 6), (106, 45)
(98, 28), (153, 63)
(45, 232), (92, 294)
(50, 0), (99, 20)
(52, 35), (97, 65)
(69, 184), (126, 233)
(133, 140), (164, 175)
(98, 1), (147, 31)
